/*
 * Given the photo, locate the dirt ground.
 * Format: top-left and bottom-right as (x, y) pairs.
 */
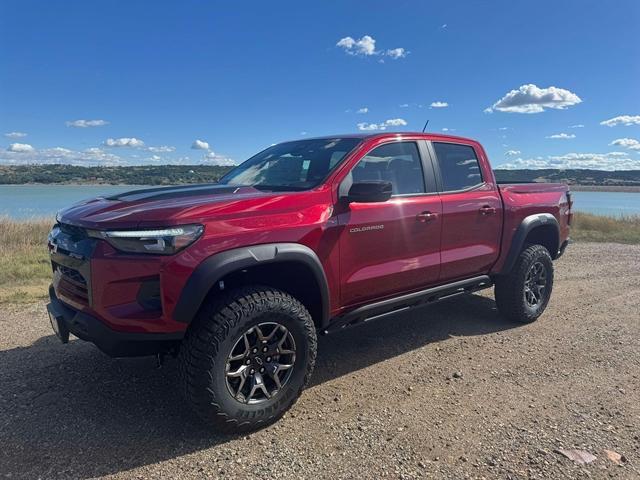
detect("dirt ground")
(1, 242), (639, 479)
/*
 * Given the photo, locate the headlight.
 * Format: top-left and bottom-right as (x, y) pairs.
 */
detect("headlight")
(90, 224), (204, 255)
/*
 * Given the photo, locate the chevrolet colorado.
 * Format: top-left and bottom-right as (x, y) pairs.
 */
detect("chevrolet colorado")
(47, 133), (571, 431)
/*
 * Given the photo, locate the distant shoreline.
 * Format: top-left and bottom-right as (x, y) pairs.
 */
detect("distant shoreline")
(2, 183), (640, 193)
(0, 182), (148, 186)
(2, 165), (640, 189)
(568, 185), (640, 192)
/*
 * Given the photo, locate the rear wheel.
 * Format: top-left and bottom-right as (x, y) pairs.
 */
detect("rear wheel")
(495, 244), (554, 323)
(179, 286), (317, 432)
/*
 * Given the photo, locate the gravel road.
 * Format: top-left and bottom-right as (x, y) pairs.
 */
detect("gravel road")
(1, 242), (639, 479)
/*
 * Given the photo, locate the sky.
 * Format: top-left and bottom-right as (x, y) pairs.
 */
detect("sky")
(1, 0), (639, 170)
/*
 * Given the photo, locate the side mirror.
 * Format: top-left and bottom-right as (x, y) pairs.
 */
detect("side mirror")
(346, 181), (393, 203)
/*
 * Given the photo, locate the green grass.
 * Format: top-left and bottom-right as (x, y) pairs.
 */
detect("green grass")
(0, 213), (638, 305)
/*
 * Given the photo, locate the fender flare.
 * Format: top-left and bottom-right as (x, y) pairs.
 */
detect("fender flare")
(500, 213), (560, 275)
(172, 243), (330, 327)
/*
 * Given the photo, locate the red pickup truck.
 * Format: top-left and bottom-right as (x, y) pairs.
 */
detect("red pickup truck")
(47, 133), (571, 431)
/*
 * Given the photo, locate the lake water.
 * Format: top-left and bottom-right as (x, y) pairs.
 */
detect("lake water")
(0, 184), (639, 219)
(0, 185), (148, 219)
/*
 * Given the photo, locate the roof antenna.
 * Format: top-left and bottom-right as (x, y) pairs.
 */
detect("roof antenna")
(422, 120), (429, 133)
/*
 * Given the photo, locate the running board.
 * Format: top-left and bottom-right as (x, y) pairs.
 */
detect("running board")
(323, 275), (492, 334)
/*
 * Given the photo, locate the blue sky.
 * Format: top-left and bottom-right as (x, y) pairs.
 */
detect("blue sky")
(1, 0), (639, 170)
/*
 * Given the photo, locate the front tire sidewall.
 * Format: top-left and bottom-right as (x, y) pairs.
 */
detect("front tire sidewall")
(212, 310), (312, 425)
(181, 287), (316, 432)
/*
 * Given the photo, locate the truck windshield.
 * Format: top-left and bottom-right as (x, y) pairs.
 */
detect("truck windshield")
(219, 138), (362, 191)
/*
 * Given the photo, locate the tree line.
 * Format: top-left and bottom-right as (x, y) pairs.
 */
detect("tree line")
(0, 164), (638, 186)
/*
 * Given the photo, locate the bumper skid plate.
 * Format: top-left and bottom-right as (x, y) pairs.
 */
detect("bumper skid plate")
(47, 303), (70, 344)
(46, 285), (184, 357)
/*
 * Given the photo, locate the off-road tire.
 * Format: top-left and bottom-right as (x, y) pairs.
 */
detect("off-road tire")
(495, 244), (554, 323)
(179, 286), (317, 432)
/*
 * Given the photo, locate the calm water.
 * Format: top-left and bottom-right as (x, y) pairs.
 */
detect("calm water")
(0, 184), (639, 219)
(570, 191), (640, 217)
(0, 185), (148, 219)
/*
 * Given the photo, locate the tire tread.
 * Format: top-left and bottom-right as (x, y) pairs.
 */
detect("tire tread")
(178, 285), (317, 432)
(495, 244), (554, 323)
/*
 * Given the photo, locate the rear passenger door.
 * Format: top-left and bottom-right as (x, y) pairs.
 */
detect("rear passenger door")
(429, 141), (502, 282)
(337, 141), (442, 307)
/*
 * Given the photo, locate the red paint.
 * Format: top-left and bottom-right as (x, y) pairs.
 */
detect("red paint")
(55, 133), (571, 334)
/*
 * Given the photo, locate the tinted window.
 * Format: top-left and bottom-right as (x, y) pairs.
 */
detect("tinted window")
(351, 142), (425, 195)
(219, 138), (361, 191)
(433, 142), (483, 191)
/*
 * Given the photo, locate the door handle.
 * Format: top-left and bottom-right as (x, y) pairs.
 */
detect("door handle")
(416, 211), (438, 223)
(479, 205), (497, 215)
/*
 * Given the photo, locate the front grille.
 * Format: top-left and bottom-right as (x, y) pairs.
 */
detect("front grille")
(54, 263), (89, 305)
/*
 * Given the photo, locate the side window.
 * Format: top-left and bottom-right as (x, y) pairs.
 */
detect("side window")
(433, 142), (483, 191)
(351, 142), (425, 195)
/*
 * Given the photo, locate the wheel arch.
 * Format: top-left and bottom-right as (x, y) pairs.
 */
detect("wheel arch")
(500, 213), (560, 275)
(172, 243), (330, 329)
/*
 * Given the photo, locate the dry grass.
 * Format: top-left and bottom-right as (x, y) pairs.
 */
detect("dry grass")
(571, 212), (640, 244)
(0, 217), (53, 304)
(0, 213), (638, 304)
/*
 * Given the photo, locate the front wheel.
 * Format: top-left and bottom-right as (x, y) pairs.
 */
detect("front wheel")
(179, 286), (317, 432)
(494, 244), (554, 323)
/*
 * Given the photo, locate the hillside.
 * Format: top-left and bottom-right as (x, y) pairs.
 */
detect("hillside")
(493, 168), (640, 187)
(1, 164), (640, 187)
(0, 164), (231, 185)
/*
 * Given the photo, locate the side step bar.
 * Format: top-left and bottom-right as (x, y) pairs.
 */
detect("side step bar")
(323, 275), (492, 334)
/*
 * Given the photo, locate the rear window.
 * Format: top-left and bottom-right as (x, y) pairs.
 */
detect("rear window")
(432, 142), (483, 191)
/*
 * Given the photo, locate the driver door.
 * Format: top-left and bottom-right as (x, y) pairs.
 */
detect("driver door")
(336, 141), (442, 307)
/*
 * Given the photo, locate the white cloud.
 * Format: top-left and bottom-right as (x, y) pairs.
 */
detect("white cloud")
(399, 103), (409, 108)
(356, 107), (369, 114)
(336, 35), (377, 56)
(600, 115), (640, 127)
(499, 151), (639, 171)
(7, 143), (35, 153)
(485, 84), (582, 114)
(610, 138), (640, 150)
(146, 145), (176, 153)
(66, 119), (109, 128)
(357, 118), (407, 131)
(569, 124), (584, 128)
(357, 123), (380, 131)
(386, 48), (408, 59)
(430, 101), (449, 108)
(4, 131), (27, 138)
(505, 150), (521, 156)
(337, 35), (407, 59)
(498, 127), (509, 131)
(204, 151), (236, 166)
(104, 137), (145, 148)
(191, 139), (210, 150)
(441, 24), (448, 29)
(384, 118), (407, 126)
(441, 128), (455, 132)
(0, 143), (236, 167)
(546, 133), (576, 139)
(1, 146), (124, 166)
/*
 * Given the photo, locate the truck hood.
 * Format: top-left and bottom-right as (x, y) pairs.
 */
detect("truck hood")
(57, 184), (283, 229)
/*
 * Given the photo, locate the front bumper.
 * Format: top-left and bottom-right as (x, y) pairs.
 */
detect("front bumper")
(47, 286), (184, 357)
